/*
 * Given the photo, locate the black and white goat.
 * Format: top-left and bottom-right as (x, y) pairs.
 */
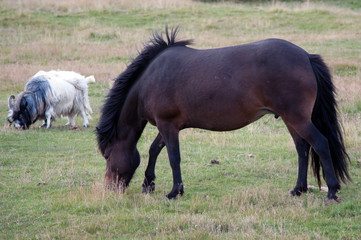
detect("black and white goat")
(7, 70), (95, 129)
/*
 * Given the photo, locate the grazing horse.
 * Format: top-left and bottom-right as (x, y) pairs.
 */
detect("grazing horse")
(96, 27), (350, 201)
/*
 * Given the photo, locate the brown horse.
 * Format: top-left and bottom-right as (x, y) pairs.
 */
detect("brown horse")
(96, 27), (350, 201)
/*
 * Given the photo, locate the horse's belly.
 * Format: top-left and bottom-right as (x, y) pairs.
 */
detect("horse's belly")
(144, 91), (266, 131)
(184, 108), (265, 131)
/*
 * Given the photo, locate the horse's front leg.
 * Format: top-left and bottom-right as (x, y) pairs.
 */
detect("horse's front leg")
(142, 133), (165, 194)
(157, 124), (183, 199)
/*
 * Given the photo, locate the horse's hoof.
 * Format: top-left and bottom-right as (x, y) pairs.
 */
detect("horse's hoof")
(166, 184), (184, 199)
(83, 124), (89, 128)
(290, 187), (307, 197)
(142, 182), (155, 194)
(165, 193), (179, 200)
(324, 197), (342, 204)
(165, 190), (183, 200)
(290, 189), (302, 196)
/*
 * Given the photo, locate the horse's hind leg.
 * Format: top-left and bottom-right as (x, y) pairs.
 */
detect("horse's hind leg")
(286, 120), (340, 200)
(286, 125), (310, 196)
(142, 133), (165, 194)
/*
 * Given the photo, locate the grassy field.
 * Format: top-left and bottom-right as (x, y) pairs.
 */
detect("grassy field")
(1, 0), (360, 239)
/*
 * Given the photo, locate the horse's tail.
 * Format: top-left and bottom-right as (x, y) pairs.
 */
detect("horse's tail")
(309, 54), (351, 188)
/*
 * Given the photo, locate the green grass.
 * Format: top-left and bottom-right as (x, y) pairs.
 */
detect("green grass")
(1, 0), (360, 239)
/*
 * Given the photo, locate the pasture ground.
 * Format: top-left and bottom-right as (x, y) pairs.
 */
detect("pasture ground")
(0, 0), (360, 239)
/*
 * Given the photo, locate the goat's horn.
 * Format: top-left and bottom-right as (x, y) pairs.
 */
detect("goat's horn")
(8, 95), (15, 109)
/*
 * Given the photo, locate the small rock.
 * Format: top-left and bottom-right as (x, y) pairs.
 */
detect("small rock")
(69, 126), (80, 130)
(247, 154), (254, 158)
(210, 159), (219, 164)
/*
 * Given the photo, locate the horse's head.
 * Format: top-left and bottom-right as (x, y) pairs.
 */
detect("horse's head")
(102, 140), (141, 191)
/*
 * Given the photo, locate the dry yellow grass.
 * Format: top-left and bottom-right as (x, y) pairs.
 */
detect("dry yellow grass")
(2, 0), (360, 88)
(3, 0), (194, 12)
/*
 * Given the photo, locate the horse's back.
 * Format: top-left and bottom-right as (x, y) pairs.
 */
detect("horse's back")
(143, 38), (313, 87)
(138, 39), (317, 130)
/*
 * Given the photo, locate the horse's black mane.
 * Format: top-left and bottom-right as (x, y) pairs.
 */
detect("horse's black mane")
(96, 27), (192, 155)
